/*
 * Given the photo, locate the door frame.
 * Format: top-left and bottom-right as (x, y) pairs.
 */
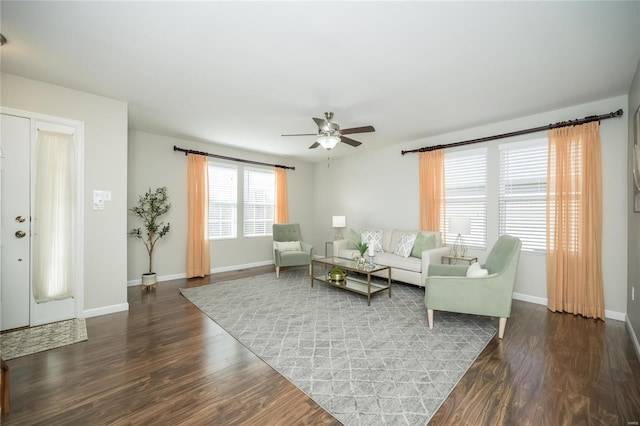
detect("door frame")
(1, 107), (85, 324)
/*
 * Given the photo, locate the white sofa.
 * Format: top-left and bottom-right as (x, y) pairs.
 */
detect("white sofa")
(333, 229), (450, 287)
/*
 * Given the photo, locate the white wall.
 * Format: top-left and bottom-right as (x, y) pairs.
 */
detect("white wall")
(127, 130), (315, 281)
(313, 95), (629, 318)
(628, 58), (640, 350)
(2, 72), (630, 323)
(1, 73), (129, 315)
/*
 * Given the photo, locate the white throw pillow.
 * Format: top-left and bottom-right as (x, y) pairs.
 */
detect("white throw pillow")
(466, 262), (489, 277)
(394, 233), (417, 258)
(361, 230), (383, 252)
(275, 241), (301, 252)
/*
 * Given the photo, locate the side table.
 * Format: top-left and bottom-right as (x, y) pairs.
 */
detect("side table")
(441, 255), (477, 265)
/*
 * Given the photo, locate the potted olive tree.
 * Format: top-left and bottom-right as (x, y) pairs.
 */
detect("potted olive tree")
(129, 187), (171, 290)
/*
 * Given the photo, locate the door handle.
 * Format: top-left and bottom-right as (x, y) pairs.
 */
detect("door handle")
(15, 230), (26, 238)
(15, 216), (26, 223)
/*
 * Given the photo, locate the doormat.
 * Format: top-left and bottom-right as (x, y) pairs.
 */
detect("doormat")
(0, 318), (87, 360)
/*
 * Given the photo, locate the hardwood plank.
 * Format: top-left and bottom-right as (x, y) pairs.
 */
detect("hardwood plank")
(607, 319), (640, 423)
(2, 267), (640, 425)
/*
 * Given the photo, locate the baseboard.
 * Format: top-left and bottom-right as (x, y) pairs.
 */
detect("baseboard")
(512, 292), (626, 321)
(127, 272), (187, 287)
(127, 261), (275, 286)
(84, 302), (129, 318)
(210, 260), (274, 274)
(604, 309), (627, 322)
(512, 292), (547, 306)
(627, 317), (640, 363)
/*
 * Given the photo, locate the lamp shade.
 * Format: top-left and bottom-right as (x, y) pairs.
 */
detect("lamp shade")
(332, 216), (346, 228)
(449, 217), (471, 235)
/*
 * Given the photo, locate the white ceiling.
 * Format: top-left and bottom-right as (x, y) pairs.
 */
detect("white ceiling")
(1, 1), (639, 162)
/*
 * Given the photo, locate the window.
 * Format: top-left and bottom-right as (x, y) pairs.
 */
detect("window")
(443, 148), (487, 249)
(208, 163), (237, 239)
(499, 139), (547, 253)
(243, 168), (275, 237)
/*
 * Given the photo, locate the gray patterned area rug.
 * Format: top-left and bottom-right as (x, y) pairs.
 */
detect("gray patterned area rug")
(0, 318), (87, 360)
(180, 270), (496, 426)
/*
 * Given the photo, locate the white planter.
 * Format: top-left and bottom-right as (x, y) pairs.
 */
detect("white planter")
(141, 272), (157, 291)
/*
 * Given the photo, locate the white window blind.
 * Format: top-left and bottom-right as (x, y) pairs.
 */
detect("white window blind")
(499, 139), (547, 253)
(243, 168), (275, 237)
(442, 148), (487, 249)
(208, 163), (237, 239)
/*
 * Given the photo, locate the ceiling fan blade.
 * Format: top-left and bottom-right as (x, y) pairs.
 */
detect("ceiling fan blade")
(340, 136), (362, 147)
(308, 141), (320, 149)
(281, 133), (317, 137)
(340, 125), (375, 135)
(313, 117), (329, 131)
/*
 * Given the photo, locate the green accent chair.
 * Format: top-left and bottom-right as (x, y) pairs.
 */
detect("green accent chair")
(272, 223), (314, 278)
(425, 235), (522, 339)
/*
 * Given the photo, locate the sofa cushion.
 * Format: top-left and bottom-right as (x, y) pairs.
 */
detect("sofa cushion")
(374, 252), (422, 273)
(394, 233), (416, 258)
(381, 229), (393, 252)
(274, 241), (301, 251)
(411, 233), (436, 258)
(390, 230), (418, 253)
(362, 229), (383, 252)
(337, 248), (359, 259)
(466, 262), (489, 277)
(278, 250), (311, 266)
(347, 228), (361, 249)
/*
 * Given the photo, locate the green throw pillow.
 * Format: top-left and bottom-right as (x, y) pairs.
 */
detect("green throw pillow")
(411, 233), (436, 258)
(347, 228), (361, 249)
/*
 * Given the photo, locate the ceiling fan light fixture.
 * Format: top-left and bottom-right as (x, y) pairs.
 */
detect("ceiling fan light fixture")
(317, 134), (340, 150)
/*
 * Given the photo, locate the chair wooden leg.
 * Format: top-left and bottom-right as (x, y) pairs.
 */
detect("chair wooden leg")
(275, 266), (280, 278)
(498, 317), (507, 339)
(1, 358), (9, 414)
(427, 309), (434, 329)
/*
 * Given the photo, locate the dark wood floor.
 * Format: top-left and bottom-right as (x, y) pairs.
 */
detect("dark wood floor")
(2, 265), (640, 425)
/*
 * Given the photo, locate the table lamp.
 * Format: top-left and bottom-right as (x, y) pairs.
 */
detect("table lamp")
(332, 216), (346, 240)
(449, 217), (471, 257)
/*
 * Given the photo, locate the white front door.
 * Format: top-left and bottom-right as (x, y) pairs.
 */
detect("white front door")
(1, 113), (32, 330)
(1, 112), (82, 331)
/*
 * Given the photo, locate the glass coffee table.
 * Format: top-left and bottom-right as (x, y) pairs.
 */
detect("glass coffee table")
(311, 257), (391, 306)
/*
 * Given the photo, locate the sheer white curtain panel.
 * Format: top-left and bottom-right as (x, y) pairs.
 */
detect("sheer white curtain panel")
(32, 130), (75, 303)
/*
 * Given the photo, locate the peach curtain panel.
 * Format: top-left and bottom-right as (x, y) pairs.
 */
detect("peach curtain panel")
(275, 168), (289, 224)
(419, 150), (445, 236)
(186, 154), (210, 278)
(546, 122), (604, 320)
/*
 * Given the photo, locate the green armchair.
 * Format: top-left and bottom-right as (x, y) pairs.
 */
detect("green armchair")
(425, 235), (521, 339)
(272, 223), (314, 278)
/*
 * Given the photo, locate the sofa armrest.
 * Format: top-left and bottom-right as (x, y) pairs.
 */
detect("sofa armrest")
(424, 246), (452, 266)
(333, 239), (349, 256)
(427, 263), (468, 277)
(272, 243), (282, 264)
(301, 242), (314, 256)
(417, 246), (455, 287)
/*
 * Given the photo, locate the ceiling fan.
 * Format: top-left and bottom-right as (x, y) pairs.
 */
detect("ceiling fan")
(282, 112), (375, 150)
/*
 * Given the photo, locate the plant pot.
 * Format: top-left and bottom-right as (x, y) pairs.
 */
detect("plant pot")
(141, 272), (157, 291)
(328, 271), (346, 282)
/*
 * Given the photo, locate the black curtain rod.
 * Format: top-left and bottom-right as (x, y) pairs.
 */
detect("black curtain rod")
(401, 109), (624, 155)
(173, 146), (295, 170)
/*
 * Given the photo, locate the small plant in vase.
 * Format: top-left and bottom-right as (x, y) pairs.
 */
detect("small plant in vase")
(354, 242), (369, 267)
(129, 187), (171, 291)
(329, 266), (346, 283)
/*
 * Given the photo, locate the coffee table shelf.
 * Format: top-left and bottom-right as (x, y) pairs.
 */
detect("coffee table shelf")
(311, 257), (391, 305)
